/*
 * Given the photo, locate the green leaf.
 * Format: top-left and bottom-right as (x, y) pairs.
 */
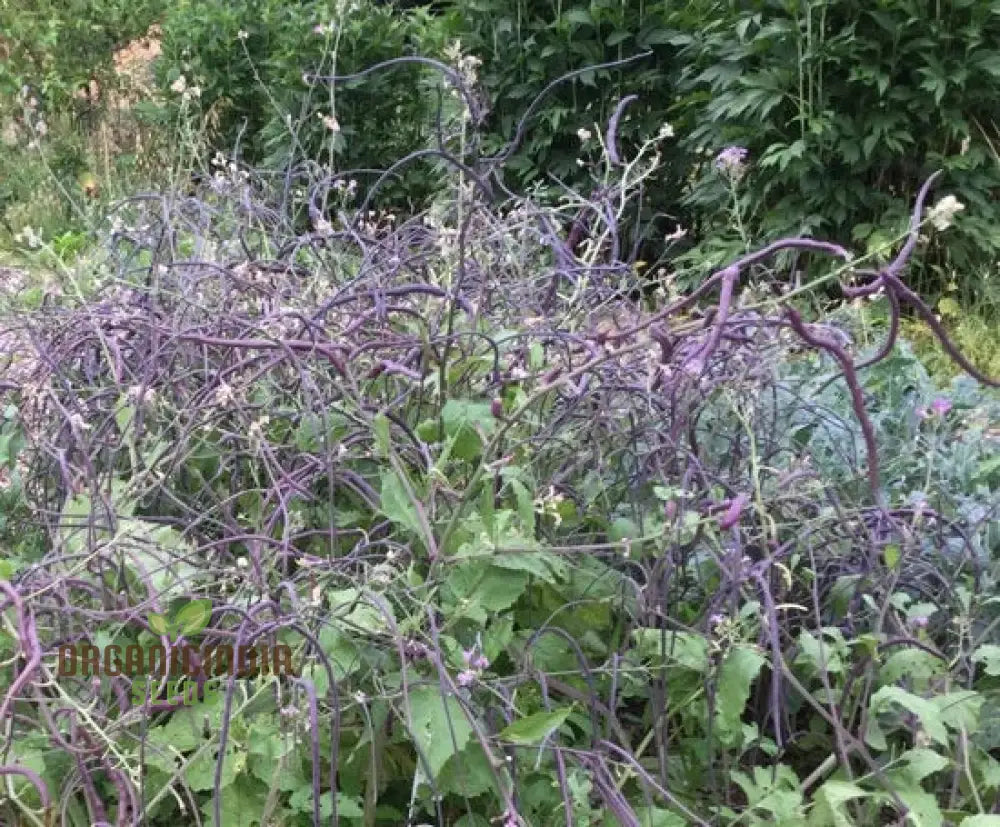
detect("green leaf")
(114, 392), (134, 438)
(716, 645), (766, 739)
(373, 412), (391, 458)
(445, 564), (529, 623)
(880, 776), (943, 827)
(808, 780), (869, 827)
(437, 742), (498, 797)
(960, 817), (1000, 826)
(184, 746), (245, 791)
(379, 470), (423, 537)
(632, 630), (709, 671)
(899, 748), (950, 782)
(289, 789), (364, 819)
(173, 599), (212, 637)
(933, 690), (983, 732)
(608, 516), (639, 544)
(562, 8), (592, 26)
(509, 478), (535, 536)
(883, 543), (901, 570)
(406, 686), (474, 780)
(499, 707), (571, 745)
(441, 399), (495, 460)
(631, 808), (688, 827)
(869, 686), (948, 746)
(147, 613), (170, 636)
(972, 645), (1000, 676)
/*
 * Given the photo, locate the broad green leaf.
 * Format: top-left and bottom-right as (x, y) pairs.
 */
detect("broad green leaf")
(933, 690), (983, 732)
(379, 470), (423, 537)
(870, 686), (948, 746)
(441, 399), (495, 436)
(289, 789), (364, 819)
(509, 478), (535, 536)
(173, 599), (212, 637)
(633, 629), (709, 672)
(441, 399), (495, 460)
(960, 817), (1000, 826)
(608, 516), (640, 544)
(499, 707), (571, 745)
(808, 780), (868, 827)
(491, 549), (566, 583)
(199, 778), (269, 827)
(326, 588), (392, 633)
(899, 748), (950, 782)
(631, 808), (688, 827)
(972, 645), (1000, 676)
(184, 745), (245, 791)
(114, 393), (134, 437)
(147, 613), (170, 636)
(436, 742), (497, 797)
(878, 648), (945, 689)
(120, 522), (198, 596)
(445, 564), (528, 622)
(716, 645), (767, 739)
(880, 776), (943, 827)
(406, 686), (474, 780)
(373, 412), (391, 458)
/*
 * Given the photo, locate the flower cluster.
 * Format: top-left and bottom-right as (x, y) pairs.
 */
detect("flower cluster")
(456, 647), (489, 687)
(714, 145), (749, 180)
(927, 194), (965, 231)
(169, 74), (201, 102)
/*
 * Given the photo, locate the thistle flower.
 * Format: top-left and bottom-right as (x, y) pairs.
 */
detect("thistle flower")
(917, 397), (951, 420)
(930, 397), (952, 416)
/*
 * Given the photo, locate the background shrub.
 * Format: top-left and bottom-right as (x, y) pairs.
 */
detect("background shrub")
(670, 0), (1000, 291)
(157, 0), (457, 208)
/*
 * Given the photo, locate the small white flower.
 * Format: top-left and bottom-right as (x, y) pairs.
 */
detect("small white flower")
(927, 194), (965, 231)
(170, 75), (187, 94)
(237, 29), (249, 41)
(319, 113), (340, 132)
(213, 383), (236, 406)
(657, 123), (674, 140)
(248, 416), (270, 446)
(313, 217), (334, 236)
(665, 224), (687, 242)
(577, 127), (592, 143)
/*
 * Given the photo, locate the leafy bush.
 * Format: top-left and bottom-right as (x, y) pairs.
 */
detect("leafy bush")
(157, 0), (457, 207)
(0, 0), (165, 106)
(670, 0), (1000, 290)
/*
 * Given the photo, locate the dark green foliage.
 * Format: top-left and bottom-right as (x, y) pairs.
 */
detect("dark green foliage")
(0, 0), (165, 105)
(157, 0), (458, 206)
(669, 0), (1000, 286)
(451, 0), (700, 254)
